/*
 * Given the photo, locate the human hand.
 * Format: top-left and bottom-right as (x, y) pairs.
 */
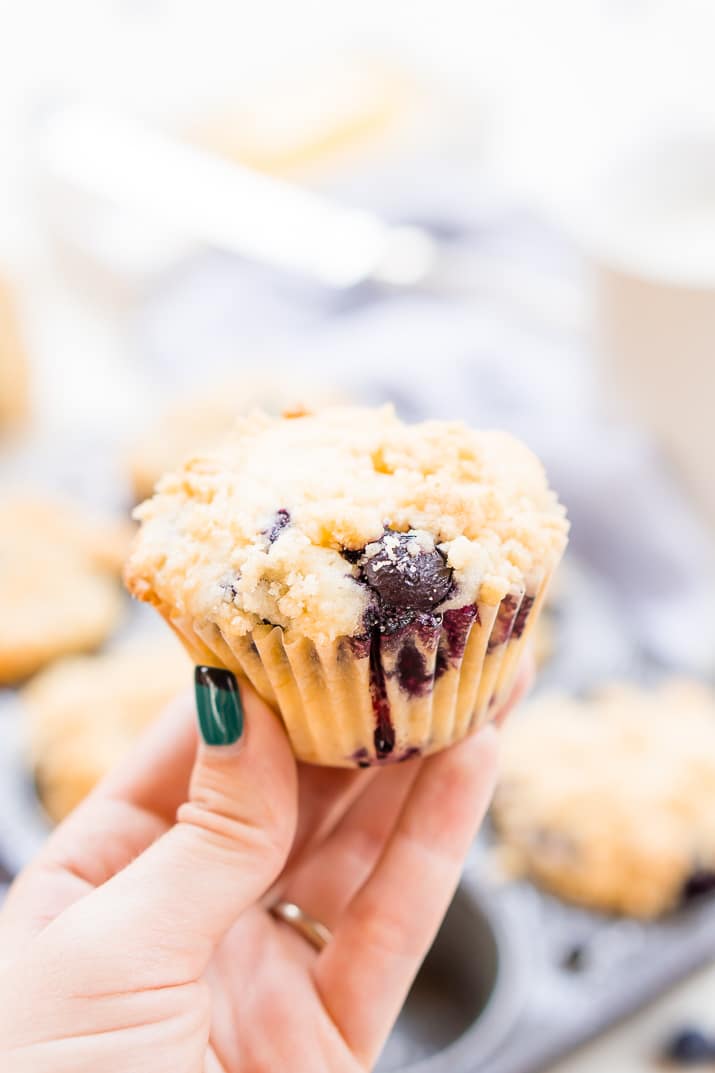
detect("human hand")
(0, 660), (532, 1073)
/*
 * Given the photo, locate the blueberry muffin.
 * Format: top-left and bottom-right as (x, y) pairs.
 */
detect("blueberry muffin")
(126, 376), (346, 501)
(4, 496), (134, 576)
(24, 635), (190, 821)
(493, 680), (715, 918)
(125, 405), (568, 766)
(0, 275), (29, 433)
(0, 497), (128, 684)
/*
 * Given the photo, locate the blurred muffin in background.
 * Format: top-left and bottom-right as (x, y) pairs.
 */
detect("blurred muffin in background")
(0, 496), (131, 683)
(0, 275), (30, 434)
(187, 58), (416, 178)
(492, 680), (715, 918)
(24, 634), (189, 822)
(126, 375), (347, 502)
(4, 496), (134, 575)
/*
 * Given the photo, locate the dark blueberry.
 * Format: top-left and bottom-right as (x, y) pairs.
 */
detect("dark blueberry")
(512, 594), (535, 639)
(341, 547), (363, 565)
(351, 746), (372, 769)
(561, 944), (588, 972)
(487, 594), (519, 652)
(377, 606), (421, 636)
(218, 572), (240, 601)
(681, 870), (715, 902)
(266, 509), (291, 544)
(662, 1027), (715, 1065)
(361, 529), (453, 612)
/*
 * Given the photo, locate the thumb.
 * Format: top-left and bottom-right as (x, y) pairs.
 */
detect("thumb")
(42, 669), (298, 988)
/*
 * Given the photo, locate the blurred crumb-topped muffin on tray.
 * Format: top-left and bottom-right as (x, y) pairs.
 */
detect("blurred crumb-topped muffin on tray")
(493, 679), (715, 918)
(0, 496), (131, 684)
(24, 635), (190, 822)
(2, 496), (133, 576)
(0, 274), (30, 434)
(126, 405), (567, 767)
(126, 376), (346, 501)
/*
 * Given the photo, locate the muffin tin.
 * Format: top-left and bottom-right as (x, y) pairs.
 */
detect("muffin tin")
(378, 883), (525, 1071)
(381, 866), (715, 1073)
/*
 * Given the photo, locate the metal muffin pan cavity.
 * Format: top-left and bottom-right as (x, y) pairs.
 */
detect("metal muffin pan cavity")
(379, 879), (527, 1072)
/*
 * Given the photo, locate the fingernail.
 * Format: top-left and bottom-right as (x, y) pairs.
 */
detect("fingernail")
(194, 666), (244, 746)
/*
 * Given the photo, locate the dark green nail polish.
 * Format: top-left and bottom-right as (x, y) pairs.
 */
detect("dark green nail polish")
(194, 666), (243, 746)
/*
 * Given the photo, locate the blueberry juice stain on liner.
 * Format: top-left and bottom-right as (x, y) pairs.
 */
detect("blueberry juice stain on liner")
(512, 594), (534, 639)
(446, 604), (480, 654)
(363, 607), (481, 762)
(394, 635), (433, 697)
(487, 593), (521, 652)
(369, 634), (395, 759)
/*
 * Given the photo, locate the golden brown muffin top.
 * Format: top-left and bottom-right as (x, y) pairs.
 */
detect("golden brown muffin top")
(126, 405), (568, 645)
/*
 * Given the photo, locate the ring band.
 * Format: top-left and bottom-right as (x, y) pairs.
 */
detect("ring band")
(270, 900), (332, 951)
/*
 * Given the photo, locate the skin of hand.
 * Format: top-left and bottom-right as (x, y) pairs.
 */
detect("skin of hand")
(0, 658), (532, 1073)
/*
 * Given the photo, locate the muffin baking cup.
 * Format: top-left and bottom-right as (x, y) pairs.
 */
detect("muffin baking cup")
(125, 406), (568, 767)
(144, 568), (552, 766)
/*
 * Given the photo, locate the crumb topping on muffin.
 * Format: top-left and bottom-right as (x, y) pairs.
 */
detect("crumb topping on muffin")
(126, 405), (568, 645)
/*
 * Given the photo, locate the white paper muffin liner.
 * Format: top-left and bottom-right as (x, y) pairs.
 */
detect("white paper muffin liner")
(156, 565), (555, 766)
